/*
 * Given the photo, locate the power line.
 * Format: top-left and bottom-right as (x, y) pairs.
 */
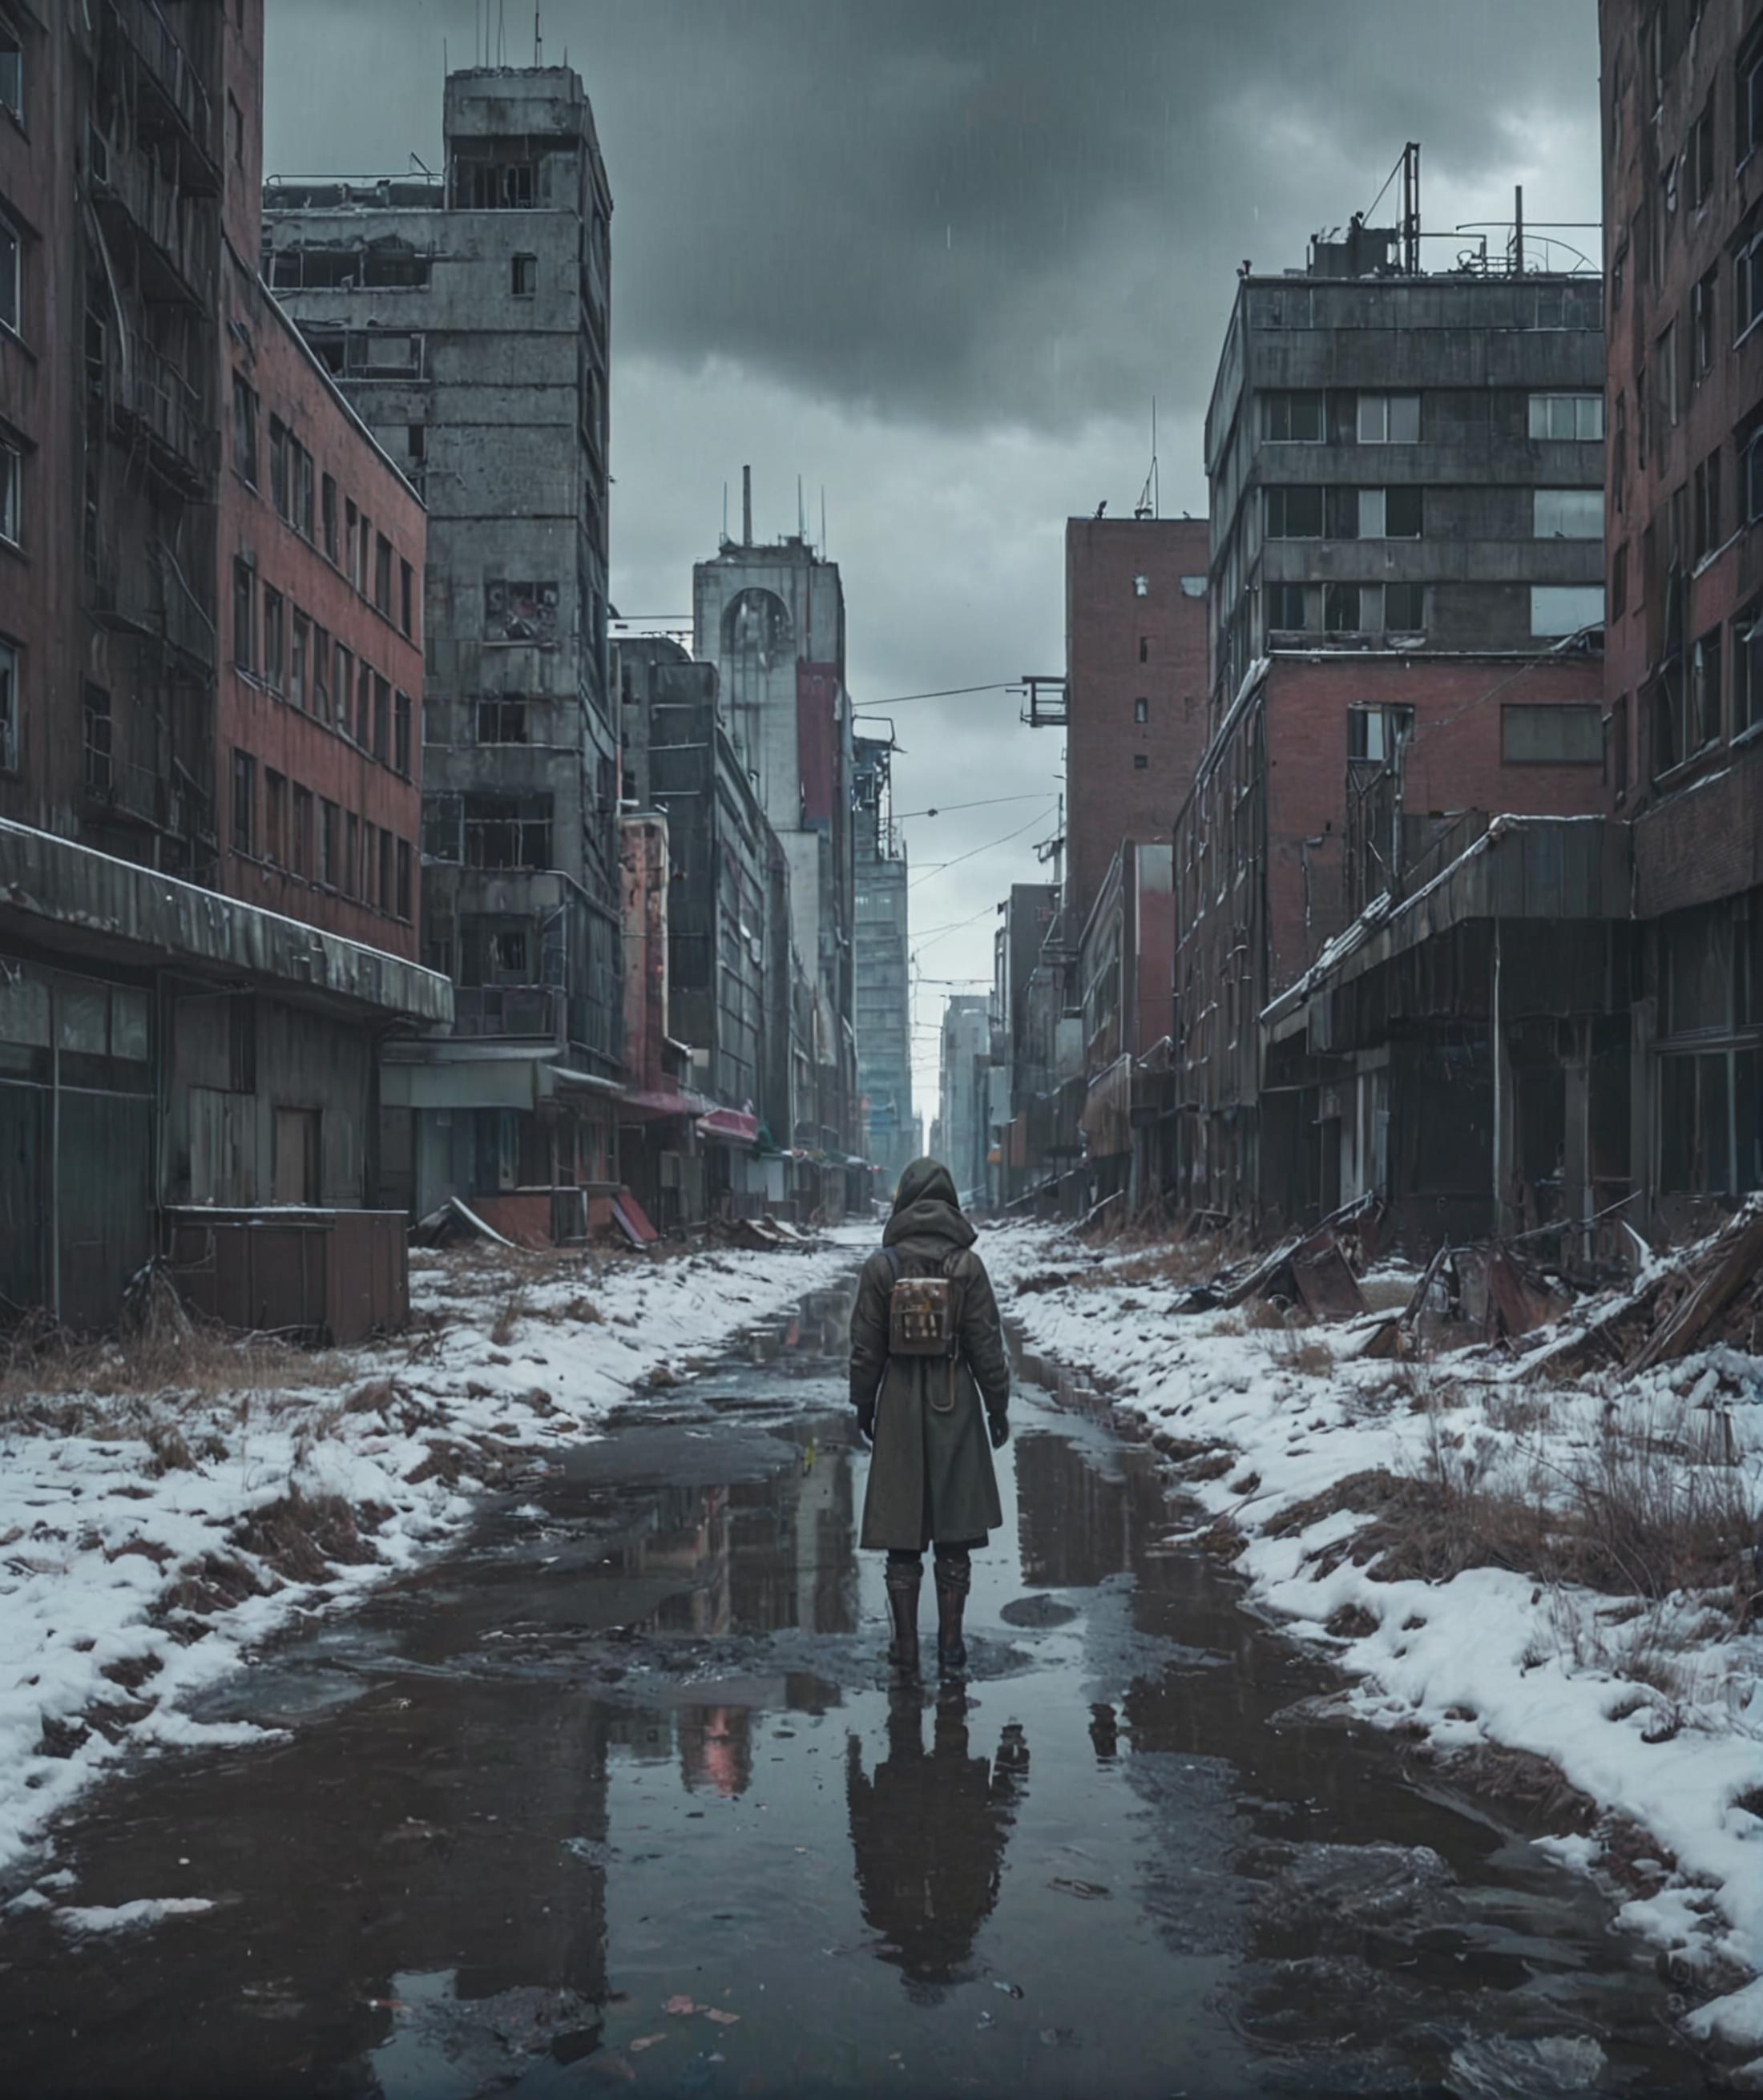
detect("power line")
(852, 683), (1016, 715)
(894, 792), (1049, 820)
(908, 803), (1057, 889)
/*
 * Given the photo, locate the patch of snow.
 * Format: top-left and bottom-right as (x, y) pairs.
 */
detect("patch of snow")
(55, 1896), (216, 1935)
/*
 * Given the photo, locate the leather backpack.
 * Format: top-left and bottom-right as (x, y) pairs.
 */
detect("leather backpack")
(882, 1246), (964, 1413)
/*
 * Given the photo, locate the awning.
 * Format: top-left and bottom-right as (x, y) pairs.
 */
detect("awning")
(696, 1106), (760, 1146)
(623, 1086), (712, 1123)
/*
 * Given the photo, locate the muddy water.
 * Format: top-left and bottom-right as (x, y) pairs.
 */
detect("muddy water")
(0, 1277), (1706, 2098)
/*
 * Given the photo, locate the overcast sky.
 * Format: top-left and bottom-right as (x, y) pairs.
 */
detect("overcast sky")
(265, 0), (1603, 1119)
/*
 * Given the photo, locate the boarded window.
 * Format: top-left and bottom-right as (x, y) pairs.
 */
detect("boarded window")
(1501, 703), (1604, 763)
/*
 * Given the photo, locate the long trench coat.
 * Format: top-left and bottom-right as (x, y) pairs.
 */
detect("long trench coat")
(849, 1159), (1011, 1552)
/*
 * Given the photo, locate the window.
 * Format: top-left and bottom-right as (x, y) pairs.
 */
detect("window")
(313, 623), (330, 724)
(83, 684), (110, 795)
(232, 374), (257, 484)
(1356, 393), (1419, 443)
(1138, 635), (1148, 662)
(1657, 320), (1680, 427)
(1265, 391), (1325, 442)
(0, 634), (14, 768)
(394, 689), (412, 776)
(1694, 449), (1723, 560)
(262, 586), (284, 691)
(1347, 705), (1412, 763)
(1736, 599), (1763, 740)
(1612, 542), (1628, 620)
(1694, 268), (1717, 377)
(321, 474), (337, 561)
(269, 416), (288, 517)
(1132, 754), (1148, 772)
(1530, 584), (1605, 635)
(396, 838), (412, 921)
(1265, 486), (1324, 537)
(1376, 486), (1423, 538)
(227, 90), (243, 167)
(374, 532), (392, 615)
(345, 499), (357, 584)
(1740, 26), (1763, 167)
(1692, 628), (1724, 746)
(232, 559), (254, 671)
(1132, 574), (1148, 597)
(232, 750), (256, 855)
(264, 770), (287, 865)
(1737, 223), (1763, 343)
(400, 558), (414, 638)
(334, 642), (353, 736)
(463, 792), (553, 869)
(1743, 413), (1763, 524)
(298, 443), (315, 539)
(1266, 582), (1307, 629)
(290, 611), (309, 709)
(0, 437), (17, 544)
(373, 672), (390, 761)
(1501, 703), (1604, 764)
(1384, 582), (1425, 630)
(1528, 393), (1604, 441)
(345, 812), (360, 897)
(408, 424), (426, 468)
(1612, 694), (1630, 795)
(0, 22), (20, 119)
(422, 792), (461, 861)
(474, 696), (530, 744)
(1133, 697), (1148, 724)
(512, 252), (538, 296)
(1325, 582), (1367, 632)
(319, 798), (338, 886)
(1533, 488), (1604, 538)
(356, 657), (371, 745)
(461, 159), (535, 209)
(0, 210), (18, 336)
(292, 785), (313, 879)
(378, 828), (393, 910)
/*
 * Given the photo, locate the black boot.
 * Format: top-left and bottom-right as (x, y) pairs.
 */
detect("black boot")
(884, 1562), (922, 1673)
(934, 1555), (971, 1675)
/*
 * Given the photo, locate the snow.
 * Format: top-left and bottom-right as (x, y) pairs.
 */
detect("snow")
(980, 1219), (1763, 2048)
(0, 1237), (853, 1892)
(55, 1897), (216, 1935)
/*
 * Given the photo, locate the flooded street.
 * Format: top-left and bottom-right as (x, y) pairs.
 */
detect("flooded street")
(1, 1274), (1707, 2098)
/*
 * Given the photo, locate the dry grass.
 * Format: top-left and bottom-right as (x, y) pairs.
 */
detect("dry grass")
(1069, 1235), (1227, 1293)
(0, 1312), (345, 1418)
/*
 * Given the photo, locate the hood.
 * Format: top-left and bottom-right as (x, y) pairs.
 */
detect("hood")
(882, 1156), (975, 1251)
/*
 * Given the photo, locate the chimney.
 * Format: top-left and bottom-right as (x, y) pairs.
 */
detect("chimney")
(742, 465), (752, 546)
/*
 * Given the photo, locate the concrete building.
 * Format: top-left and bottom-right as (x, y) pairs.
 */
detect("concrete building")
(0, 1), (450, 1330)
(263, 65), (621, 1243)
(938, 994), (991, 1205)
(1599, 0), (1763, 1234)
(1077, 840), (1174, 1212)
(617, 634), (816, 1223)
(693, 477), (860, 1189)
(1062, 517), (1210, 941)
(852, 734), (914, 1186)
(1204, 200), (1607, 723)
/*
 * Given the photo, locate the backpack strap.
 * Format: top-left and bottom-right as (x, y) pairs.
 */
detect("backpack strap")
(882, 1246), (902, 1285)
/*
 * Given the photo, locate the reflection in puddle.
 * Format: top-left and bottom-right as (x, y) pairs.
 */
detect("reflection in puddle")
(0, 1272), (1707, 2098)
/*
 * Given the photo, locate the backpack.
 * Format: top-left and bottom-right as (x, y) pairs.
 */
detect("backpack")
(882, 1246), (964, 1413)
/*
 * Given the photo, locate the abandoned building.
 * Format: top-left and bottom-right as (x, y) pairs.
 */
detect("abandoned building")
(0, 0), (450, 1331)
(692, 474), (865, 1207)
(263, 65), (621, 1243)
(1078, 840), (1176, 1211)
(853, 734), (915, 1186)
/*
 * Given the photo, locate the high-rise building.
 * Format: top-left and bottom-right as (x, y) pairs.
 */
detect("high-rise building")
(1204, 179), (1607, 721)
(852, 735), (913, 1187)
(938, 994), (991, 1203)
(693, 476), (859, 1186)
(264, 66), (621, 1242)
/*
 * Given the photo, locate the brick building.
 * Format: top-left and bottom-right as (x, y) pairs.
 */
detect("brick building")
(1062, 516), (1210, 943)
(1172, 647), (1609, 1231)
(218, 2), (422, 961)
(1600, 0), (1763, 1230)
(0, 2), (447, 1328)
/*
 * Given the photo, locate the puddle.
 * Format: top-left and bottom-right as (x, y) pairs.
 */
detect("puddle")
(0, 1276), (1705, 2096)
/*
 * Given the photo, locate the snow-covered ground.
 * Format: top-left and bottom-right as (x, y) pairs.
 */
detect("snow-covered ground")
(982, 1219), (1763, 2067)
(0, 1237), (855, 1896)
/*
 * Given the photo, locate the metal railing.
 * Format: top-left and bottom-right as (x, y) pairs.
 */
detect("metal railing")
(105, 0), (215, 160)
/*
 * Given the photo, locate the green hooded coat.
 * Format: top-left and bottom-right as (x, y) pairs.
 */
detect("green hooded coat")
(849, 1159), (1010, 1551)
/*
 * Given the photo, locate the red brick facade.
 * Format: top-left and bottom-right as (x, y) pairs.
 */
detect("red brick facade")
(215, 0), (422, 961)
(1064, 517), (1209, 941)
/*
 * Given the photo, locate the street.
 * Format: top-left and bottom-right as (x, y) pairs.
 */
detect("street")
(2, 1272), (1705, 2098)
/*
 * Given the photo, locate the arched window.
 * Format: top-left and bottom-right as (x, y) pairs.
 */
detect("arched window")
(721, 587), (792, 670)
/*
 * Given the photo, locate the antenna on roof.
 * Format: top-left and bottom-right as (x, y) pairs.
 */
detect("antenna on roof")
(535, 6), (543, 65)
(1134, 397), (1158, 518)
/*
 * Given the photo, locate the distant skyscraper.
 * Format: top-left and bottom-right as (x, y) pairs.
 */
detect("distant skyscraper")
(853, 736), (913, 1183)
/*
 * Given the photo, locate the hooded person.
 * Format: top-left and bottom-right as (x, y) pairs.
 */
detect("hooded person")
(849, 1157), (1011, 1674)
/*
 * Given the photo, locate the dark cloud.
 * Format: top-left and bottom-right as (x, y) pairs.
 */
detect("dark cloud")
(268, 0), (1598, 433)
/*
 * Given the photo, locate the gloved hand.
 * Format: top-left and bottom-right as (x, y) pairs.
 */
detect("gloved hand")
(856, 1400), (877, 1445)
(988, 1413), (1010, 1450)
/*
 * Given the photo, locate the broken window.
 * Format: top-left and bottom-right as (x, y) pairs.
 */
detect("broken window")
(422, 792), (462, 862)
(1384, 582), (1425, 630)
(1501, 703), (1604, 764)
(463, 792), (552, 869)
(1528, 393), (1604, 441)
(1346, 705), (1411, 763)
(232, 749), (255, 856)
(1692, 628), (1724, 747)
(83, 684), (111, 795)
(1651, 664), (1687, 776)
(1733, 599), (1763, 739)
(1693, 449), (1722, 560)
(1530, 584), (1605, 636)
(232, 373), (257, 485)
(484, 579), (559, 645)
(512, 252), (539, 296)
(1265, 486), (1324, 538)
(494, 931), (530, 977)
(1385, 486), (1423, 537)
(475, 696), (529, 743)
(1325, 582), (1367, 633)
(1355, 393), (1419, 444)
(1660, 1050), (1761, 1196)
(1533, 488), (1603, 538)
(461, 159), (535, 209)
(1264, 391), (1325, 442)
(1265, 582), (1307, 630)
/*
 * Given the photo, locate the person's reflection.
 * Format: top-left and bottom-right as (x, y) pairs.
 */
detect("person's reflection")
(845, 1686), (1028, 1993)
